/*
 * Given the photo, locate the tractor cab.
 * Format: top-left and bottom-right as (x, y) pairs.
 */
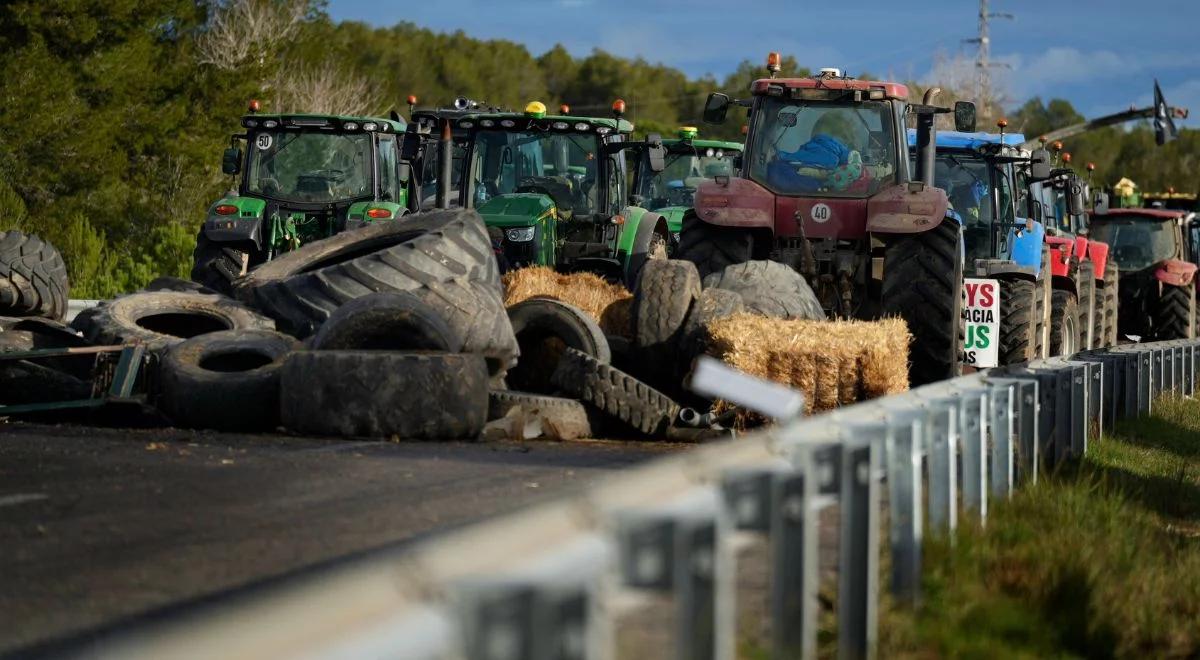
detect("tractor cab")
(453, 100), (670, 285)
(193, 102), (417, 293)
(409, 97), (504, 208)
(632, 126), (743, 246)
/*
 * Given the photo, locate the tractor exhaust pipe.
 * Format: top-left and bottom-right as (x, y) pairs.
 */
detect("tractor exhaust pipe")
(915, 87), (941, 188)
(436, 119), (453, 209)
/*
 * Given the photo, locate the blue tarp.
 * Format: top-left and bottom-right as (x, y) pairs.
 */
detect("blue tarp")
(905, 128), (1027, 149)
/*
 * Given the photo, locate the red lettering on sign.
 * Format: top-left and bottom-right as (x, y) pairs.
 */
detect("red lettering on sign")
(978, 283), (994, 307)
(965, 282), (979, 307)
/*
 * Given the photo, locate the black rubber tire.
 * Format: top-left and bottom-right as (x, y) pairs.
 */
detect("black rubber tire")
(145, 275), (218, 295)
(506, 298), (610, 394)
(487, 390), (593, 440)
(998, 278), (1037, 365)
(1049, 289), (1080, 356)
(623, 213), (669, 289)
(881, 221), (964, 387)
(190, 232), (243, 296)
(0, 230), (69, 321)
(702, 260), (825, 320)
(1102, 261), (1119, 346)
(1076, 260), (1095, 349)
(679, 287), (744, 369)
(280, 350), (488, 439)
(310, 291), (460, 352)
(551, 347), (679, 436)
(159, 329), (300, 431)
(234, 209), (516, 372)
(70, 291), (274, 353)
(632, 259), (701, 386)
(1155, 281), (1195, 340)
(676, 214), (754, 280)
(0, 359), (91, 406)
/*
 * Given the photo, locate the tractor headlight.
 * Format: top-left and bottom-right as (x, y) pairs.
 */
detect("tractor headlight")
(506, 227), (536, 242)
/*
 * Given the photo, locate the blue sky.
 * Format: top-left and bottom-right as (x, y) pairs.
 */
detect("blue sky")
(329, 0), (1200, 124)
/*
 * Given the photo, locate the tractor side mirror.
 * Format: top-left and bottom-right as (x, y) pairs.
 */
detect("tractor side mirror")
(400, 132), (422, 161)
(703, 93), (731, 125)
(1029, 149), (1052, 181)
(398, 162), (411, 184)
(953, 101), (977, 133)
(646, 133), (666, 172)
(222, 147), (242, 176)
(1067, 178), (1086, 216)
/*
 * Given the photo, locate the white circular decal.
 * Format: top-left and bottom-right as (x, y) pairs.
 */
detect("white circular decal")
(255, 134), (273, 150)
(811, 203), (832, 223)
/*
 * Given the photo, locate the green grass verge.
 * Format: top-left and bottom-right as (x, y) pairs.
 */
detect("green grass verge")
(881, 396), (1200, 658)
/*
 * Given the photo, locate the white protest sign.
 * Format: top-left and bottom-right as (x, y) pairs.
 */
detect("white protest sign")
(963, 278), (1000, 368)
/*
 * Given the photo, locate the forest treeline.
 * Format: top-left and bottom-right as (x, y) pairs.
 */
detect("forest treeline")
(0, 0), (1192, 296)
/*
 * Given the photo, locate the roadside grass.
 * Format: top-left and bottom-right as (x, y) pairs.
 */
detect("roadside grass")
(880, 395), (1200, 658)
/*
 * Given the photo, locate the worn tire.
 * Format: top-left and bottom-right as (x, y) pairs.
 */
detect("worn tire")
(280, 350), (488, 439)
(551, 347), (679, 436)
(881, 221), (963, 386)
(235, 209), (516, 371)
(702, 260), (824, 320)
(310, 292), (460, 352)
(159, 329), (300, 431)
(1102, 261), (1119, 346)
(1049, 289), (1080, 356)
(679, 287), (744, 368)
(71, 291), (274, 353)
(487, 390), (593, 440)
(505, 298), (610, 394)
(0, 230), (69, 321)
(1076, 261), (1096, 349)
(633, 259), (701, 386)
(676, 214), (754, 280)
(0, 317), (91, 378)
(1155, 281), (1195, 340)
(190, 232), (244, 296)
(145, 275), (219, 295)
(623, 214), (669, 289)
(998, 278), (1036, 365)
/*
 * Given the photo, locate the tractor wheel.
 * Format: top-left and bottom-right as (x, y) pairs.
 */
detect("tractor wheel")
(1076, 261), (1096, 350)
(486, 390), (593, 441)
(190, 232), (246, 297)
(632, 259), (701, 387)
(71, 291), (274, 353)
(159, 329), (300, 432)
(623, 214), (669, 289)
(679, 288), (745, 370)
(551, 347), (679, 436)
(280, 350), (489, 439)
(702, 260), (824, 320)
(998, 278), (1037, 365)
(676, 214), (754, 280)
(881, 221), (964, 387)
(1103, 261), (1119, 345)
(1049, 290), (1080, 356)
(144, 276), (219, 295)
(506, 298), (610, 394)
(0, 230), (68, 321)
(1154, 281), (1195, 340)
(310, 291), (460, 352)
(235, 208), (516, 374)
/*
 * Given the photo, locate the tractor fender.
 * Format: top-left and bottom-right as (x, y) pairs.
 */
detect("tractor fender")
(1051, 273), (1079, 299)
(1044, 235), (1075, 278)
(201, 197), (266, 249)
(1085, 240), (1110, 282)
(1154, 259), (1197, 287)
(693, 177), (774, 231)
(620, 209), (669, 288)
(976, 259), (1038, 283)
(1008, 219), (1045, 276)
(865, 182), (951, 234)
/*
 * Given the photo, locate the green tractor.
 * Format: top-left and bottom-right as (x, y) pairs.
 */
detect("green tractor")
(444, 99), (671, 287)
(632, 126), (743, 251)
(192, 101), (419, 293)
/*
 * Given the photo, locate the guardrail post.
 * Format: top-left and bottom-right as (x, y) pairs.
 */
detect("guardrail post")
(1136, 349), (1152, 415)
(1186, 343), (1196, 396)
(1069, 365), (1088, 457)
(1085, 360), (1104, 440)
(958, 388), (989, 521)
(885, 410), (924, 605)
(926, 399), (958, 533)
(838, 428), (883, 660)
(1164, 347), (1176, 394)
(1152, 348), (1164, 400)
(988, 381), (1014, 499)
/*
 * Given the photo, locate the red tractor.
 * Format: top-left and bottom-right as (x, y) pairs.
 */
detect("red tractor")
(682, 56), (976, 385)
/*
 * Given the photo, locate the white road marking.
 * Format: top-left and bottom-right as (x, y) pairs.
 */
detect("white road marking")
(0, 493), (49, 508)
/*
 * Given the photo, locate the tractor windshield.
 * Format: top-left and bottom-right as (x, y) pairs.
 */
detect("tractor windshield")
(748, 97), (896, 197)
(245, 131), (372, 204)
(640, 146), (737, 211)
(1089, 217), (1178, 271)
(926, 151), (1011, 262)
(468, 129), (602, 218)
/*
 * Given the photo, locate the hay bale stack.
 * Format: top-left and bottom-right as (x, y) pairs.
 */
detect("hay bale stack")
(703, 313), (910, 415)
(502, 267), (633, 336)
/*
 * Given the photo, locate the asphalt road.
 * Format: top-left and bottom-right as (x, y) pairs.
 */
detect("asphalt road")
(0, 423), (679, 654)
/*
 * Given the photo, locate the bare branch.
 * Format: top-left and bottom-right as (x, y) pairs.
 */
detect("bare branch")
(272, 62), (381, 117)
(195, 0), (308, 72)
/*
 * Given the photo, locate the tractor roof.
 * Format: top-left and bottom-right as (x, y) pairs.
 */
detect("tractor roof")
(751, 77), (908, 100)
(663, 138), (743, 152)
(1091, 207), (1190, 220)
(453, 111), (634, 134)
(240, 113), (406, 132)
(904, 129), (1026, 150)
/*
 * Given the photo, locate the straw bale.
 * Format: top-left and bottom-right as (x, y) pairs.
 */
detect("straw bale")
(502, 267), (633, 337)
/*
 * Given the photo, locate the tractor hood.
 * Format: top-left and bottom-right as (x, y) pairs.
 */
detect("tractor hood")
(478, 193), (555, 228)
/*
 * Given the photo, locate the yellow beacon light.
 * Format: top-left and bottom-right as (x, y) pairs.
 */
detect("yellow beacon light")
(678, 126), (699, 139)
(524, 101), (547, 118)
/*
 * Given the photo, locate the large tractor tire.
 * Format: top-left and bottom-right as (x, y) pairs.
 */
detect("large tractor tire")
(881, 221), (964, 387)
(998, 278), (1037, 365)
(679, 288), (745, 368)
(71, 291), (274, 353)
(1076, 261), (1096, 350)
(235, 209), (516, 373)
(0, 230), (69, 321)
(486, 390), (593, 441)
(506, 298), (610, 394)
(310, 291), (460, 352)
(1102, 261), (1119, 346)
(632, 259), (701, 387)
(280, 350), (489, 440)
(159, 329), (300, 432)
(190, 232), (245, 297)
(1049, 289), (1080, 356)
(1155, 281), (1196, 340)
(676, 214), (754, 280)
(623, 213), (670, 289)
(551, 347), (679, 436)
(702, 260), (824, 320)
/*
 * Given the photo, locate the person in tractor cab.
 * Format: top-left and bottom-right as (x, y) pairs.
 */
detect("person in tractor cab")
(760, 104), (890, 195)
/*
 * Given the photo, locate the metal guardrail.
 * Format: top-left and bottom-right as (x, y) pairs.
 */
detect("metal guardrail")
(79, 339), (1200, 660)
(65, 299), (99, 323)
